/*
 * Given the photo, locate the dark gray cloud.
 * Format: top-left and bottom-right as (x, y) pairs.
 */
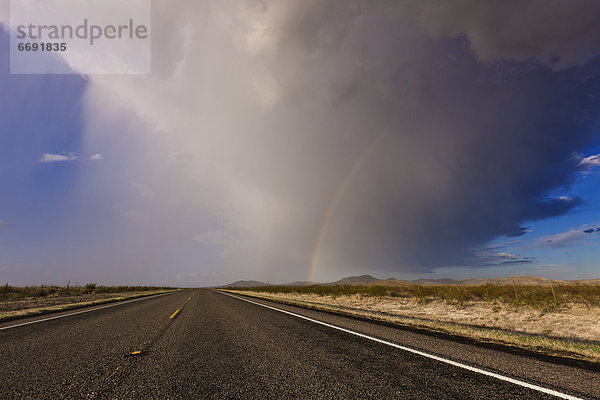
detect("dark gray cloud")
(258, 1), (600, 272)
(505, 227), (530, 238)
(316, 39), (600, 271)
(419, 0), (600, 69)
(55, 1), (600, 282)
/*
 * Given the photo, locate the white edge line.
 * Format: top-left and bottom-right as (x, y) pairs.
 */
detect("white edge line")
(219, 291), (584, 400)
(0, 292), (175, 331)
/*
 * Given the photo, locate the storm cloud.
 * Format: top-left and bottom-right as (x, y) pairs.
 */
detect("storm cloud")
(75, 0), (600, 281)
(5, 1), (600, 283)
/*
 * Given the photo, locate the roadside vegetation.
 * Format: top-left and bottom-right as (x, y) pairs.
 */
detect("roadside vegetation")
(1, 284), (179, 322)
(229, 283), (600, 312)
(1, 283), (177, 300)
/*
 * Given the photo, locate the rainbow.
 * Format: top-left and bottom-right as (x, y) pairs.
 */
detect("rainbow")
(308, 133), (384, 281)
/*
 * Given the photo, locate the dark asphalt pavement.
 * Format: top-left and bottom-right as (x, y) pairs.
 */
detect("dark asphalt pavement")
(0, 289), (597, 399)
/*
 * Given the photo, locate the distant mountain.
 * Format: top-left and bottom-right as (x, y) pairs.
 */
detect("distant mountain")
(224, 280), (268, 288)
(326, 274), (381, 285)
(220, 274), (597, 288)
(285, 281), (316, 286)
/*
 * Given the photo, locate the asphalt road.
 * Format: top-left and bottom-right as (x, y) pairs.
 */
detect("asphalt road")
(0, 289), (597, 399)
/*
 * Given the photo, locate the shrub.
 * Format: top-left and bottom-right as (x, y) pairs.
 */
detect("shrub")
(84, 283), (97, 293)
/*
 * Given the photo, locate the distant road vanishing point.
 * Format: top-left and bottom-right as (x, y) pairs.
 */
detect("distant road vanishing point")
(0, 289), (597, 399)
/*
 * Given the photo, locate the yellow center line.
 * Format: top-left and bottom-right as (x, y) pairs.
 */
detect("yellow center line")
(170, 309), (181, 319)
(131, 350), (142, 355)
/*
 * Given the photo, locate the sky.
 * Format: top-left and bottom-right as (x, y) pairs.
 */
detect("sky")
(1, 0), (600, 286)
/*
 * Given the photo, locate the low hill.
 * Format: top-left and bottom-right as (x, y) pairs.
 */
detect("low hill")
(285, 281), (317, 286)
(224, 280), (268, 288)
(326, 274), (381, 285)
(376, 278), (412, 286)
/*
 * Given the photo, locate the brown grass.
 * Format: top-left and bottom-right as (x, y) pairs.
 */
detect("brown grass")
(228, 283), (600, 312)
(0, 290), (176, 321)
(0, 283), (177, 300)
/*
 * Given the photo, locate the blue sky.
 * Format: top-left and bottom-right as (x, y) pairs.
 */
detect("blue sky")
(0, 28), (89, 282)
(1, 2), (600, 286)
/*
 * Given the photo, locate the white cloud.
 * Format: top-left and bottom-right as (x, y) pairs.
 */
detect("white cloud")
(534, 225), (600, 248)
(39, 153), (79, 163)
(495, 252), (517, 259)
(468, 245), (533, 266)
(89, 153), (104, 160)
(579, 153), (600, 170)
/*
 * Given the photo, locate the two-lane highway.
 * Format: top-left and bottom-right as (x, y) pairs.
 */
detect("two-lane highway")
(0, 289), (597, 399)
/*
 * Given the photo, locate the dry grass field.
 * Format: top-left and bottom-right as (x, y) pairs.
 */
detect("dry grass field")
(231, 282), (600, 311)
(0, 284), (177, 320)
